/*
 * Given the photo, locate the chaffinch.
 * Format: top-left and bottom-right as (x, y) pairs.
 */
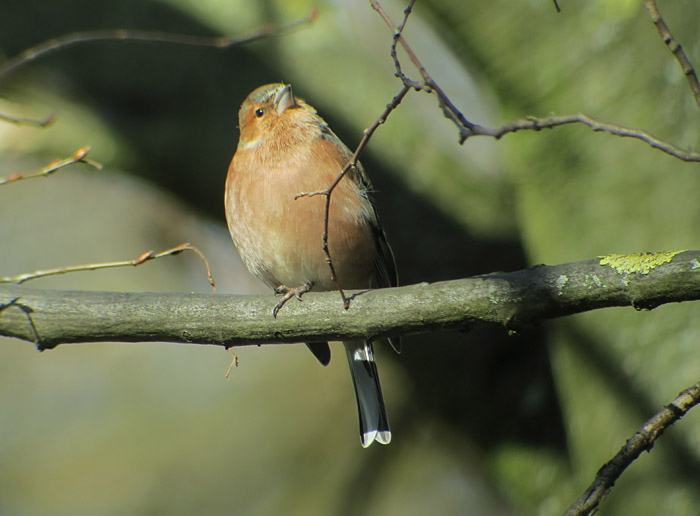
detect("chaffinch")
(225, 83), (399, 447)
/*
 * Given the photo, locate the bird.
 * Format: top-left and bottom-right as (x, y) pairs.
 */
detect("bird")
(225, 83), (399, 447)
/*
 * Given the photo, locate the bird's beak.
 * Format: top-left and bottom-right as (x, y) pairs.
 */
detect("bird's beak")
(274, 84), (297, 114)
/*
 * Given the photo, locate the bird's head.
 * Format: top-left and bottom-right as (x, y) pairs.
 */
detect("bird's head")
(237, 83), (315, 151)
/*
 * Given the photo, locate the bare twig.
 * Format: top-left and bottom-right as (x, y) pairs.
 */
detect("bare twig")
(372, 0), (700, 162)
(553, 0), (561, 13)
(644, 0), (700, 108)
(564, 380), (700, 516)
(371, 0), (479, 143)
(0, 8), (318, 84)
(0, 242), (216, 293)
(225, 348), (239, 378)
(295, 85), (411, 309)
(476, 113), (700, 162)
(0, 110), (56, 127)
(0, 146), (103, 186)
(388, 0), (422, 91)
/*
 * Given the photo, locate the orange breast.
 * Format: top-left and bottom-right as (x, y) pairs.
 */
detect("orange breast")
(225, 138), (375, 291)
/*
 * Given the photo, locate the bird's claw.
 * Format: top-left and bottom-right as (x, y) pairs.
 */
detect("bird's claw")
(272, 282), (314, 318)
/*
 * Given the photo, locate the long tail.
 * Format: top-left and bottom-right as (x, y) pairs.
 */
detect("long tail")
(343, 340), (391, 447)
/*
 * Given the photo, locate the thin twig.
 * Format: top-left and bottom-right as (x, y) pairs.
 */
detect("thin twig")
(295, 85), (411, 309)
(0, 146), (103, 186)
(553, 0), (561, 13)
(475, 113), (700, 162)
(564, 380), (700, 516)
(371, 0), (479, 143)
(372, 0), (700, 162)
(0, 110), (56, 127)
(389, 0), (422, 91)
(644, 0), (700, 108)
(0, 8), (318, 84)
(0, 242), (216, 293)
(225, 348), (239, 378)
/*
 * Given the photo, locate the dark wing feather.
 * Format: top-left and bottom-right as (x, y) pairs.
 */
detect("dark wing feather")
(354, 160), (401, 354)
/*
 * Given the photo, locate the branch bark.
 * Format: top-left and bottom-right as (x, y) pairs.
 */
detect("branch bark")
(1, 250), (699, 350)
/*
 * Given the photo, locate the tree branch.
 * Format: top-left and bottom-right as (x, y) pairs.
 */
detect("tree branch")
(1, 250), (698, 350)
(0, 146), (102, 186)
(473, 113), (700, 163)
(371, 0), (479, 142)
(371, 0), (700, 162)
(564, 380), (700, 516)
(0, 9), (317, 84)
(644, 0), (700, 108)
(0, 242), (215, 291)
(0, 110), (55, 127)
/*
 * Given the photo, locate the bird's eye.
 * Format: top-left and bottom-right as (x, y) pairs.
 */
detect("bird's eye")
(254, 108), (265, 118)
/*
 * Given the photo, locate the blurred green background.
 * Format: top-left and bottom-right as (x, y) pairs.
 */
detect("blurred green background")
(1, 1), (699, 515)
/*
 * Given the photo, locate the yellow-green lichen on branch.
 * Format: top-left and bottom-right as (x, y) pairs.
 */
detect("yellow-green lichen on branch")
(599, 250), (685, 275)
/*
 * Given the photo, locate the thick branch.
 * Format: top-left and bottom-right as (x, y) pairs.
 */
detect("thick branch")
(1, 251), (698, 350)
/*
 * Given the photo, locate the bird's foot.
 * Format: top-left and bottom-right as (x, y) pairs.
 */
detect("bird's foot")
(272, 282), (314, 318)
